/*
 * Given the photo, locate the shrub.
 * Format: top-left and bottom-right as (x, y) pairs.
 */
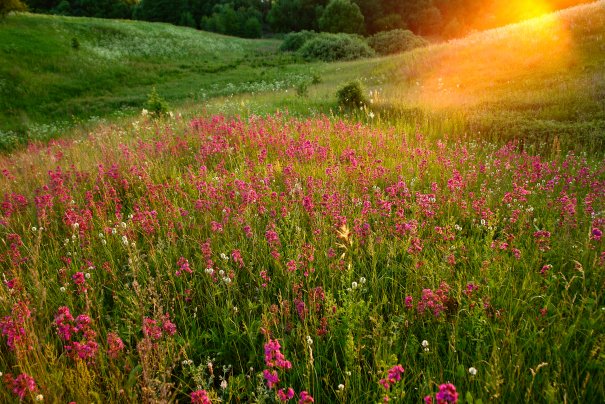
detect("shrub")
(318, 0), (364, 35)
(296, 81), (310, 97)
(71, 37), (80, 50)
(0, 0), (26, 19)
(145, 87), (169, 118)
(337, 80), (367, 109)
(0, 130), (21, 151)
(298, 33), (374, 62)
(368, 29), (428, 55)
(279, 30), (317, 52)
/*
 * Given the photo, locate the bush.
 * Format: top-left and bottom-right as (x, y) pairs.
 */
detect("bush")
(337, 80), (367, 109)
(296, 81), (310, 97)
(145, 87), (169, 118)
(298, 33), (374, 62)
(368, 29), (428, 55)
(0, 0), (26, 19)
(279, 30), (317, 52)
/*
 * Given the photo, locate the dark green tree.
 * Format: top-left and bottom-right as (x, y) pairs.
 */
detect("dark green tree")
(352, 0), (383, 34)
(68, 0), (133, 19)
(23, 0), (59, 12)
(201, 3), (262, 38)
(319, 0), (364, 34)
(268, 0), (327, 32)
(134, 0), (185, 24)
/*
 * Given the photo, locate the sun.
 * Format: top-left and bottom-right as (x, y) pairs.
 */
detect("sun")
(396, 0), (575, 111)
(506, 0), (555, 20)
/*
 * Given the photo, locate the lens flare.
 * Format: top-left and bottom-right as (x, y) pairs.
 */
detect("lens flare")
(394, 3), (575, 110)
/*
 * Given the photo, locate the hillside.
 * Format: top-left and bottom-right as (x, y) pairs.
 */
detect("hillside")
(1, 4), (604, 404)
(370, 0), (605, 149)
(0, 13), (310, 137)
(2, 2), (605, 151)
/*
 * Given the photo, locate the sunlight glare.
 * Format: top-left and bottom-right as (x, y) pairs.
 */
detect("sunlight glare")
(406, 2), (575, 110)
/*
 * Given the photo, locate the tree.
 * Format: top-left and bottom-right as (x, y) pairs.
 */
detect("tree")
(179, 10), (196, 27)
(319, 0), (364, 34)
(201, 3), (262, 38)
(1, 0), (27, 19)
(268, 0), (327, 32)
(134, 0), (185, 24)
(352, 0), (383, 34)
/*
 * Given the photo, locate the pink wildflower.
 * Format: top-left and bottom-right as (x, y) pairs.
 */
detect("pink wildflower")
(3, 373), (37, 399)
(107, 332), (125, 359)
(264, 339), (292, 369)
(277, 387), (295, 401)
(299, 391), (314, 403)
(436, 383), (458, 404)
(176, 257), (193, 276)
(263, 369), (280, 389)
(0, 301), (31, 350)
(191, 389), (211, 404)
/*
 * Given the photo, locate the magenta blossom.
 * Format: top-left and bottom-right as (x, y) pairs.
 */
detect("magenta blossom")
(191, 389), (211, 403)
(3, 373), (37, 399)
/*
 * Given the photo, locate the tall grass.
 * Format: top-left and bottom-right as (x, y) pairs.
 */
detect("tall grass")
(0, 113), (603, 402)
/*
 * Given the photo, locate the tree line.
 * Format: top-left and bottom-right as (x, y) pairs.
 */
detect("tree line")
(9, 0), (595, 38)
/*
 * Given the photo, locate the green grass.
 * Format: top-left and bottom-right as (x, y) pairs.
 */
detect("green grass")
(0, 13), (317, 139)
(2, 1), (605, 152)
(1, 3), (605, 403)
(370, 1), (605, 151)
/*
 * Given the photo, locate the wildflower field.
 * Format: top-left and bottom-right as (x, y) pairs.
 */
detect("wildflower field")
(1, 113), (604, 402)
(2, 1), (605, 402)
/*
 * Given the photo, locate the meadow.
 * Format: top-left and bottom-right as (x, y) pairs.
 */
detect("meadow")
(1, 1), (605, 403)
(2, 2), (605, 153)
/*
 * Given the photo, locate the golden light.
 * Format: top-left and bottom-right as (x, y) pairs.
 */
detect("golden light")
(390, 0), (577, 111)
(489, 0), (555, 23)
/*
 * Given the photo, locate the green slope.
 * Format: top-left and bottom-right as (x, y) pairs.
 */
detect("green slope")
(369, 0), (605, 149)
(0, 13), (309, 136)
(2, 1), (605, 152)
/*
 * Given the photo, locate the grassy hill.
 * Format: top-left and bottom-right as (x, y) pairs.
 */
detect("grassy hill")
(0, 13), (312, 137)
(1, 1), (605, 152)
(1, 4), (604, 404)
(371, 0), (605, 150)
